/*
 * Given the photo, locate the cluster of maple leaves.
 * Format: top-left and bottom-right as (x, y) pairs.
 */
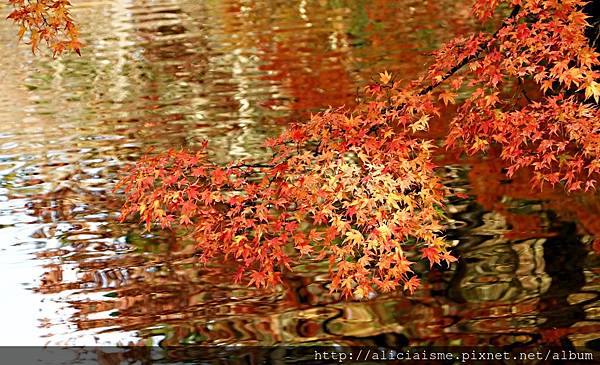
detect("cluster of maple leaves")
(442, 0), (600, 191)
(116, 0), (600, 299)
(117, 102), (454, 298)
(8, 0), (599, 298)
(6, 0), (82, 56)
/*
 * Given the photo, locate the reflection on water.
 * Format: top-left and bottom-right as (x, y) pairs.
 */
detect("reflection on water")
(1, 0), (600, 350)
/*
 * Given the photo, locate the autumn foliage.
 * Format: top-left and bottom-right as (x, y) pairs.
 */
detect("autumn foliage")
(115, 0), (600, 299)
(117, 109), (452, 298)
(6, 0), (81, 55)
(444, 0), (600, 191)
(10, 0), (596, 298)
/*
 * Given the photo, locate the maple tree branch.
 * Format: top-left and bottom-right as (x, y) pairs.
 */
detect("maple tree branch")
(222, 139), (324, 172)
(518, 77), (533, 103)
(590, 21), (600, 51)
(521, 86), (533, 103)
(229, 163), (275, 169)
(377, 6), (522, 119)
(418, 5), (521, 97)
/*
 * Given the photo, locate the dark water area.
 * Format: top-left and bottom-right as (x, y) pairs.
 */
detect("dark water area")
(1, 0), (600, 351)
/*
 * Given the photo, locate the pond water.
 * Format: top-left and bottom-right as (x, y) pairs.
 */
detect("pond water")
(1, 0), (600, 351)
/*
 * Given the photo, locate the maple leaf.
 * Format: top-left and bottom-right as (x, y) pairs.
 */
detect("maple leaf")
(411, 115), (430, 133)
(404, 276), (420, 295)
(344, 229), (364, 246)
(438, 90), (457, 106)
(353, 286), (370, 300)
(346, 205), (358, 217)
(395, 255), (414, 275)
(379, 70), (392, 85)
(212, 168), (227, 185)
(248, 270), (267, 287)
(421, 247), (442, 268)
(440, 251), (458, 267)
(297, 244), (313, 256)
(179, 214), (192, 225)
(585, 81), (600, 104)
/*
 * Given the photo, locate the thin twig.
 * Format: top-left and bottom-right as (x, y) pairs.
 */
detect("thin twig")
(418, 5), (521, 97)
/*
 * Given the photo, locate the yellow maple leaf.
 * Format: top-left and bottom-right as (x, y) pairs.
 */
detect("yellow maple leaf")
(411, 114), (430, 133)
(438, 90), (457, 106)
(344, 229), (364, 246)
(379, 70), (392, 85)
(585, 81), (600, 104)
